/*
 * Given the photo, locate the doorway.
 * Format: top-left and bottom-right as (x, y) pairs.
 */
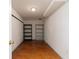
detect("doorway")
(24, 24), (32, 41)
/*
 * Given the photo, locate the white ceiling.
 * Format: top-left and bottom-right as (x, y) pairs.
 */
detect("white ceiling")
(12, 0), (67, 19)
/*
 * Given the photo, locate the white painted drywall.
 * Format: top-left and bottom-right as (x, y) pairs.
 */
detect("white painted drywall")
(44, 2), (69, 59)
(24, 19), (44, 40)
(12, 9), (23, 51)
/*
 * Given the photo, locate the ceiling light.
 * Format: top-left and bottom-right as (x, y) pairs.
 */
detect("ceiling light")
(31, 8), (36, 12)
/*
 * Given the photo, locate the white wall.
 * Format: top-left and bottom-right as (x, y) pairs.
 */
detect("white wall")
(44, 2), (69, 59)
(24, 19), (44, 40)
(12, 9), (23, 51)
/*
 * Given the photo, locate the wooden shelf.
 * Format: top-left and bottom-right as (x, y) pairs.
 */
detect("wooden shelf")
(24, 32), (32, 33)
(24, 24), (32, 26)
(24, 28), (32, 30)
(24, 35), (32, 37)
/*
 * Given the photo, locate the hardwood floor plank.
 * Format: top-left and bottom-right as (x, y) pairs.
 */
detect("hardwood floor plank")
(12, 40), (61, 59)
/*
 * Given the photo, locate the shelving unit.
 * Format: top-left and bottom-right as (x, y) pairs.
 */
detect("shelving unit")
(35, 24), (44, 40)
(24, 24), (32, 40)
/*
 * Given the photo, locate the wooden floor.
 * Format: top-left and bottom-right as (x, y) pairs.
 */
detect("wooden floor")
(13, 40), (61, 59)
